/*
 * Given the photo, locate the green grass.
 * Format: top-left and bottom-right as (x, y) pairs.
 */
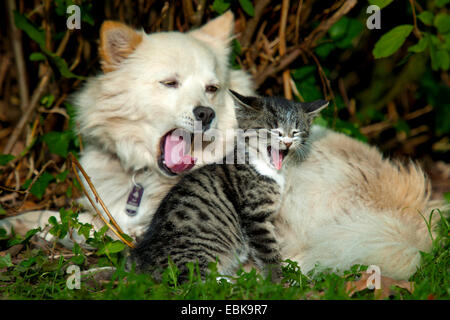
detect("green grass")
(0, 210), (448, 300)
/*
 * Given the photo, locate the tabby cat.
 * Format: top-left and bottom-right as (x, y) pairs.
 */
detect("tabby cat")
(130, 90), (328, 282)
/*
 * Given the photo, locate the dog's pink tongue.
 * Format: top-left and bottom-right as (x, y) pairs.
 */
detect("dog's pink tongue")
(270, 148), (284, 170)
(164, 133), (196, 173)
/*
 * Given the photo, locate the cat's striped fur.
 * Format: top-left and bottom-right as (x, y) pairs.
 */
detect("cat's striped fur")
(130, 91), (328, 282)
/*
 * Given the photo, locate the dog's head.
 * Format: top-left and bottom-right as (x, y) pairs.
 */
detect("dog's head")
(76, 12), (253, 177)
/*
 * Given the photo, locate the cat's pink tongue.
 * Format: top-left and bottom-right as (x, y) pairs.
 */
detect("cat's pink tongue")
(164, 132), (196, 173)
(270, 148), (284, 170)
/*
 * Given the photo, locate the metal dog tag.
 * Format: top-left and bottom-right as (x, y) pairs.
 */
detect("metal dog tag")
(125, 183), (144, 216)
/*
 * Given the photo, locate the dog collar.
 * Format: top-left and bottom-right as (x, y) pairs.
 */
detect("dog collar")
(125, 171), (147, 216)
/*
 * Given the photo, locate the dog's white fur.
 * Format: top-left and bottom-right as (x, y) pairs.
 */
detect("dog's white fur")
(1, 12), (441, 280)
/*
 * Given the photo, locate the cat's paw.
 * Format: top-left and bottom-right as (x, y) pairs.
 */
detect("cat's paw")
(266, 264), (282, 283)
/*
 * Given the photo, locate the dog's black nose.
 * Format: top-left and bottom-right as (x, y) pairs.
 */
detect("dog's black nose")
(193, 106), (215, 130)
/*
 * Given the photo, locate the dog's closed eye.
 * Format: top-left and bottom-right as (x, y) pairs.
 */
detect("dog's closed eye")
(160, 79), (179, 88)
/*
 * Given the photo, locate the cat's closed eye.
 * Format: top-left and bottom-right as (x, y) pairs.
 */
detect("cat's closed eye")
(270, 129), (283, 137)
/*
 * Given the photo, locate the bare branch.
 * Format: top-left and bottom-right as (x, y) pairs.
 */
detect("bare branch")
(6, 0), (29, 112)
(240, 0), (271, 48)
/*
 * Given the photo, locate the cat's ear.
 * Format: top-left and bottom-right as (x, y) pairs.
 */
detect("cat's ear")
(189, 11), (234, 60)
(99, 21), (143, 73)
(301, 100), (329, 117)
(229, 90), (262, 111)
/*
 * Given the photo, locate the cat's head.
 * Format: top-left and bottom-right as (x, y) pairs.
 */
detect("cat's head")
(229, 90), (328, 170)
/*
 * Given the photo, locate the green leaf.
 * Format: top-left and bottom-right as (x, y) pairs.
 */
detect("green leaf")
(70, 254), (85, 265)
(232, 38), (242, 55)
(29, 52), (46, 61)
(435, 0), (450, 8)
(20, 256), (37, 268)
(329, 17), (349, 40)
(0, 204), (6, 216)
(21, 179), (32, 190)
(30, 172), (54, 199)
(417, 11), (434, 26)
(7, 235), (25, 247)
(55, 0), (66, 16)
(0, 254), (13, 268)
(56, 170), (69, 182)
(434, 13), (450, 35)
(329, 17), (363, 49)
(436, 50), (449, 70)
(212, 0), (231, 14)
(66, 185), (73, 198)
(0, 154), (15, 165)
(24, 228), (41, 242)
(59, 208), (78, 225)
(373, 25), (414, 59)
(292, 65), (322, 101)
(315, 42), (335, 58)
(239, 0), (255, 16)
(444, 34), (450, 50)
(107, 240), (126, 253)
(73, 242), (82, 255)
(73, 177), (82, 191)
(42, 131), (71, 157)
(40, 94), (55, 108)
(70, 243), (85, 265)
(0, 227), (7, 239)
(97, 240), (126, 255)
(80, 3), (95, 26)
(42, 48), (85, 80)
(292, 66), (317, 83)
(77, 223), (92, 240)
(121, 233), (134, 243)
(55, 0), (75, 16)
(444, 191), (450, 203)
(428, 35), (440, 70)
(368, 0), (393, 9)
(64, 102), (81, 148)
(96, 225), (109, 239)
(14, 12), (84, 80)
(230, 39), (242, 69)
(338, 20), (363, 48)
(408, 36), (428, 53)
(295, 82), (323, 101)
(13, 11), (45, 47)
(48, 215), (58, 226)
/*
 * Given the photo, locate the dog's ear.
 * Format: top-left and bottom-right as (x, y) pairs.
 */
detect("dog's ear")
(189, 11), (234, 58)
(99, 21), (143, 73)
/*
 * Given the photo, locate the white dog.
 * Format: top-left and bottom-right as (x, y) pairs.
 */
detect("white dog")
(1, 12), (441, 280)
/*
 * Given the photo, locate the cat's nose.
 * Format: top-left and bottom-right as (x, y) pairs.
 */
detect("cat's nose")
(284, 141), (292, 148)
(193, 106), (215, 131)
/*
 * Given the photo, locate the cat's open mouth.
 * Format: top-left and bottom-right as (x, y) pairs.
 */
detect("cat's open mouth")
(158, 129), (197, 176)
(267, 146), (289, 170)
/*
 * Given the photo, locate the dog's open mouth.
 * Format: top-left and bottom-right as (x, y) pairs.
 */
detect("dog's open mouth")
(267, 146), (288, 170)
(158, 129), (197, 175)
